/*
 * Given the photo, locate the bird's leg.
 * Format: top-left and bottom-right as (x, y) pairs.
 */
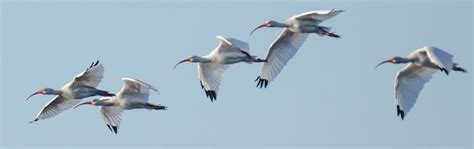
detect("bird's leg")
(252, 58), (268, 63)
(317, 27), (341, 38)
(144, 103), (167, 110)
(452, 63), (467, 73)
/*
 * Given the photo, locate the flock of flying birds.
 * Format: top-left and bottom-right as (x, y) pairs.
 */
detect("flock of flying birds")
(25, 9), (467, 134)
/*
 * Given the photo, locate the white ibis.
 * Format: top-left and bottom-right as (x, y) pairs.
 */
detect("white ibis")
(74, 78), (166, 134)
(26, 61), (114, 123)
(173, 35), (266, 101)
(251, 9), (344, 88)
(375, 46), (467, 120)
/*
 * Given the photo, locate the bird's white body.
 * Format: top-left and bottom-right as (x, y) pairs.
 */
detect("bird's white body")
(175, 36), (265, 101)
(254, 10), (344, 88)
(395, 46), (455, 118)
(285, 10), (340, 33)
(377, 46), (466, 120)
(29, 61), (112, 123)
(77, 78), (165, 134)
(205, 36), (254, 64)
(404, 47), (454, 70)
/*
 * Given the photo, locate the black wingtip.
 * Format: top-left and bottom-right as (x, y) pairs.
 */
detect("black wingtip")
(88, 60), (100, 69)
(199, 81), (205, 89)
(106, 124), (113, 132)
(255, 76), (261, 82)
(255, 76), (269, 88)
(205, 90), (217, 102)
(112, 125), (118, 134)
(397, 105), (405, 120)
(199, 82), (217, 102)
(28, 118), (39, 124)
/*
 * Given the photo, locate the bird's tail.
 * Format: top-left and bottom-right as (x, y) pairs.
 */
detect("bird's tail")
(144, 103), (167, 110)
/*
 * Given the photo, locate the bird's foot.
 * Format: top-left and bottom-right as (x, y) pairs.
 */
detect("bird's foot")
(327, 32), (341, 38)
(452, 64), (467, 73)
(156, 105), (168, 110)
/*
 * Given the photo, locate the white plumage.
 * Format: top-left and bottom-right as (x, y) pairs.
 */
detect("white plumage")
(376, 46), (467, 120)
(252, 10), (344, 88)
(75, 78), (166, 134)
(174, 36), (265, 101)
(27, 61), (113, 123)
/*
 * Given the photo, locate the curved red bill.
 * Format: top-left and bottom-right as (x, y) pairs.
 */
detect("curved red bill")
(173, 59), (189, 70)
(74, 101), (93, 109)
(374, 60), (392, 69)
(26, 90), (45, 101)
(250, 24), (267, 35)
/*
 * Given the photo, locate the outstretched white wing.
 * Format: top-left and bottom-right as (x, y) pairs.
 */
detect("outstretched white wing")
(394, 63), (437, 120)
(209, 36), (252, 60)
(29, 96), (80, 123)
(117, 78), (158, 103)
(198, 63), (230, 101)
(216, 36), (250, 53)
(70, 61), (104, 88)
(100, 106), (123, 134)
(256, 29), (308, 88)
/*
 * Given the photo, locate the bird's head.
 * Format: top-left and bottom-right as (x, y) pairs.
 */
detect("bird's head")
(375, 57), (404, 69)
(173, 55), (200, 69)
(250, 20), (279, 35)
(26, 88), (55, 101)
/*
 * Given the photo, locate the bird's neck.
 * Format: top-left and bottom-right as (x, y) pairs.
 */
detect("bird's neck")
(400, 57), (416, 63)
(275, 21), (289, 28)
(198, 56), (212, 63)
(48, 89), (62, 95)
(97, 100), (116, 107)
(100, 102), (116, 107)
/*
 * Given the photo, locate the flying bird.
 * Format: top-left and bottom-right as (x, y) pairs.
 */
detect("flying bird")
(251, 9), (344, 88)
(26, 61), (114, 123)
(75, 78), (166, 134)
(375, 46), (467, 120)
(173, 36), (266, 101)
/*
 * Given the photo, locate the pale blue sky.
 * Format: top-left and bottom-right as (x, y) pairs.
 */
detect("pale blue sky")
(1, 0), (472, 148)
